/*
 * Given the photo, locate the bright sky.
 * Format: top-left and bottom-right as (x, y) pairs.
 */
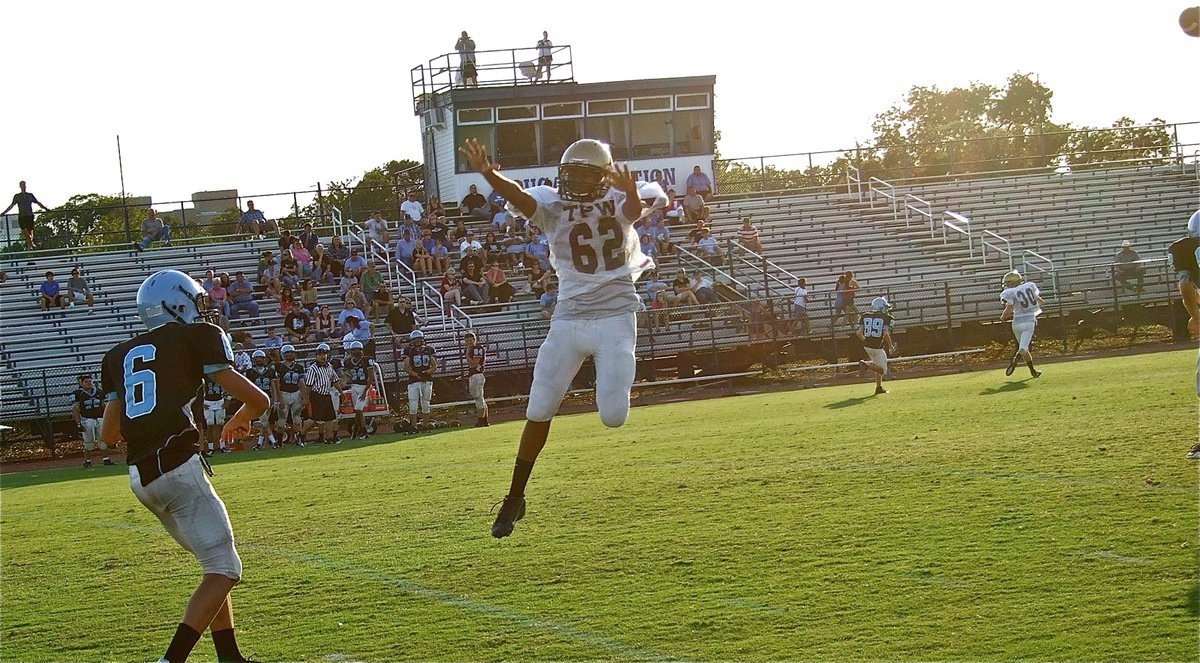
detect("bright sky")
(5, 0), (1197, 218)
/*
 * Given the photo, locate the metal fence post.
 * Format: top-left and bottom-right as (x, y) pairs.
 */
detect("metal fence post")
(179, 201), (189, 240)
(944, 282), (955, 351)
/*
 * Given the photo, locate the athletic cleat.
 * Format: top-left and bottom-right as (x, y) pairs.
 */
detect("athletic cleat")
(102, 457), (114, 465)
(1030, 369), (1042, 378)
(1005, 358), (1018, 377)
(1188, 443), (1200, 460)
(490, 495), (527, 539)
(874, 385), (887, 395)
(83, 460), (92, 469)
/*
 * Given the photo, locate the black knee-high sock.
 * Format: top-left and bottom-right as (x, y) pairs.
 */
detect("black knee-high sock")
(508, 459), (535, 498)
(1026, 357), (1036, 371)
(164, 623), (202, 663)
(212, 627), (244, 662)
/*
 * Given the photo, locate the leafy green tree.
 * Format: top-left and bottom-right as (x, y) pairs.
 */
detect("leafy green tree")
(32, 194), (141, 250)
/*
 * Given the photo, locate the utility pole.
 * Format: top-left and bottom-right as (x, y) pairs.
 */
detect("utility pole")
(117, 134), (130, 243)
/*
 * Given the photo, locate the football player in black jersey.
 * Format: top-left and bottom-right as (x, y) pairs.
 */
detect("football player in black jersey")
(246, 350), (280, 450)
(342, 340), (376, 440)
(72, 374), (112, 467)
(276, 344), (307, 446)
(201, 375), (230, 455)
(100, 270), (268, 663)
(857, 297), (896, 395)
(464, 331), (489, 427)
(404, 330), (438, 431)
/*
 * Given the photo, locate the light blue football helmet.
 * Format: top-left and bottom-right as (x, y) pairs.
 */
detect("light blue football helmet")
(136, 269), (216, 330)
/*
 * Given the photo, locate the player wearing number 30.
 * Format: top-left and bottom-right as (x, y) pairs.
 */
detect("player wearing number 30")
(999, 270), (1044, 378)
(459, 137), (666, 539)
(99, 269), (269, 663)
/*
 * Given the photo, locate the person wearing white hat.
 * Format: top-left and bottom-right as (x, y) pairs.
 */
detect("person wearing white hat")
(1112, 240), (1144, 293)
(857, 296), (895, 395)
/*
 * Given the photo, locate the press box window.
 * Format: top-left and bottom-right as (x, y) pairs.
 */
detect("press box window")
(457, 108), (493, 125)
(496, 123), (538, 168)
(586, 99), (628, 116)
(674, 109), (713, 155)
(455, 125), (494, 172)
(497, 105), (538, 122)
(585, 115), (630, 160)
(631, 113), (671, 158)
(674, 93), (710, 110)
(542, 119), (583, 164)
(542, 102), (583, 118)
(631, 96), (672, 113)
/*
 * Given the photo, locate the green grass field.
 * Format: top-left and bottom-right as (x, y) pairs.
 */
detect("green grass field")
(2, 351), (1197, 661)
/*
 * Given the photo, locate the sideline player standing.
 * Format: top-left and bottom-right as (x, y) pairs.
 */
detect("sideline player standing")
(72, 374), (112, 467)
(405, 330), (437, 431)
(276, 344), (307, 446)
(100, 269), (268, 663)
(464, 330), (489, 427)
(342, 340), (376, 440)
(201, 376), (230, 455)
(459, 137), (665, 538)
(857, 297), (895, 395)
(999, 270), (1044, 378)
(246, 350), (280, 449)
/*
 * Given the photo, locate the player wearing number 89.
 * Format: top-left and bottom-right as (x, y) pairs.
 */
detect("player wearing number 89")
(99, 269), (269, 663)
(999, 270), (1044, 378)
(459, 137), (667, 539)
(857, 297), (895, 395)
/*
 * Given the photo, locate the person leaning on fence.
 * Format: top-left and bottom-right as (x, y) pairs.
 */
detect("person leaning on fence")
(133, 208), (171, 252)
(3, 180), (49, 250)
(1112, 240), (1144, 293)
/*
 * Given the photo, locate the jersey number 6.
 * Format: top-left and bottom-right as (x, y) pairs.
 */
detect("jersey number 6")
(568, 217), (624, 274)
(123, 344), (158, 419)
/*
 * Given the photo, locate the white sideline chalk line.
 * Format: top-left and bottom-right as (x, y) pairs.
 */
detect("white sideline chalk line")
(1, 512), (675, 662)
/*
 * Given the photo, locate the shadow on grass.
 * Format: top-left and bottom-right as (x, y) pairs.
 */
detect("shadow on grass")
(0, 431), (443, 491)
(979, 379), (1033, 396)
(824, 395), (876, 410)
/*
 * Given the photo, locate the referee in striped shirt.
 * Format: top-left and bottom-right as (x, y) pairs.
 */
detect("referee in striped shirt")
(300, 343), (343, 444)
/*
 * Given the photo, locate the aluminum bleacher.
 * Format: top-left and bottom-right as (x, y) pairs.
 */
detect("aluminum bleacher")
(2, 162), (1196, 423)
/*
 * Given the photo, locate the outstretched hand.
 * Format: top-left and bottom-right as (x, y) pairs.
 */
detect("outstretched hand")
(606, 163), (639, 197)
(458, 138), (494, 174)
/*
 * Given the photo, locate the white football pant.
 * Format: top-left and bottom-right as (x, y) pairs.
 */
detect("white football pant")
(526, 312), (637, 427)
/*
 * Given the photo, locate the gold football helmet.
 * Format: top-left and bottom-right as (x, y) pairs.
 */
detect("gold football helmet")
(558, 139), (614, 202)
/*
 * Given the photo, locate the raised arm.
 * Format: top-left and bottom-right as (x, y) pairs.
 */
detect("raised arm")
(607, 164), (643, 222)
(458, 138), (537, 219)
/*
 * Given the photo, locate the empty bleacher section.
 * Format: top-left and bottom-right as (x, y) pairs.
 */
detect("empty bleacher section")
(3, 159), (1198, 427)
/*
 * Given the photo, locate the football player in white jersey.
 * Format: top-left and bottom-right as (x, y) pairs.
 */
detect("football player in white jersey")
(459, 137), (665, 538)
(999, 270), (1044, 378)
